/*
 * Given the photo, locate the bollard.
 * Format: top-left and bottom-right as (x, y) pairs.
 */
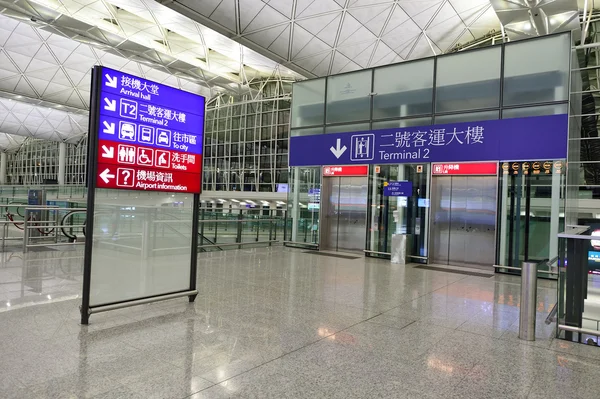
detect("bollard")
(519, 261), (538, 341)
(23, 209), (29, 254)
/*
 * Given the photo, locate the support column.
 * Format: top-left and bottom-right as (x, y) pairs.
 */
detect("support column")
(58, 142), (66, 185)
(549, 170), (561, 261)
(499, 170), (510, 265)
(291, 167), (301, 242)
(0, 152), (6, 185)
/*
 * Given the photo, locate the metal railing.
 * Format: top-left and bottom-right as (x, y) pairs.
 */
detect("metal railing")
(556, 226), (600, 342)
(9, 205), (287, 255)
(22, 207), (87, 253)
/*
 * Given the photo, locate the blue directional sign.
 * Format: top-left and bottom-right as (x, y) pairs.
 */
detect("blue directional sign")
(289, 114), (568, 167)
(94, 66), (205, 193)
(384, 181), (412, 197)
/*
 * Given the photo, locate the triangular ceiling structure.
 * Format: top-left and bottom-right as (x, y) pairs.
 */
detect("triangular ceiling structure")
(163, 0), (503, 76)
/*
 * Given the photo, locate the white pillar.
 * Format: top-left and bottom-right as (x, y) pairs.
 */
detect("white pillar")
(498, 172), (509, 266)
(396, 166), (406, 234)
(549, 170), (561, 261)
(0, 152), (6, 185)
(369, 166), (379, 252)
(58, 142), (66, 185)
(291, 167), (301, 242)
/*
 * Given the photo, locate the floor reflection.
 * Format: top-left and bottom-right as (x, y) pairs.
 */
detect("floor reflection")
(0, 246), (598, 398)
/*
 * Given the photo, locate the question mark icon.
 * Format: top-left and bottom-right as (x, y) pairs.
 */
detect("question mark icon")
(122, 170), (131, 185)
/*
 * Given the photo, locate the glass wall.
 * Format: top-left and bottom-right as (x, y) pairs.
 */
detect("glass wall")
(291, 78), (325, 128)
(6, 137), (87, 185)
(367, 164), (430, 260)
(373, 59), (434, 119)
(503, 34), (570, 106)
(326, 70), (371, 124)
(203, 81), (292, 192)
(435, 47), (501, 113)
(288, 32), (572, 261)
(286, 166), (321, 247)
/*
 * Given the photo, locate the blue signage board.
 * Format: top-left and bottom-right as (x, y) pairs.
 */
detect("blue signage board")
(289, 114), (568, 167)
(384, 181), (412, 197)
(100, 69), (205, 114)
(95, 67), (205, 193)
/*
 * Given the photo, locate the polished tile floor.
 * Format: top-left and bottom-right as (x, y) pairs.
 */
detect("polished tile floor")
(0, 246), (599, 398)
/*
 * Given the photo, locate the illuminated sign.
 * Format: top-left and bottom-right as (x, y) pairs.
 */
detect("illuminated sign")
(383, 181), (413, 196)
(93, 67), (204, 193)
(323, 165), (368, 176)
(432, 162), (497, 176)
(290, 115), (568, 167)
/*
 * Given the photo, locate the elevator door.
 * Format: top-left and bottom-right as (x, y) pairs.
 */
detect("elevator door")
(431, 176), (497, 267)
(321, 176), (368, 252)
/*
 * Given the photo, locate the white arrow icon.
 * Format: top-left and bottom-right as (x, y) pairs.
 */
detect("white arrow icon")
(330, 138), (347, 159)
(99, 168), (115, 184)
(103, 121), (115, 134)
(101, 145), (114, 159)
(105, 74), (117, 88)
(104, 98), (116, 112)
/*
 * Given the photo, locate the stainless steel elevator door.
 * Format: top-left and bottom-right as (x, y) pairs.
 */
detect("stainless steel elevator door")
(337, 176), (368, 252)
(320, 176), (368, 252)
(431, 175), (497, 268)
(463, 176), (497, 266)
(431, 176), (451, 264)
(448, 177), (468, 265)
(321, 177), (340, 251)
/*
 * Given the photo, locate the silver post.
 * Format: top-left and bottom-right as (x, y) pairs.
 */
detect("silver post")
(23, 209), (29, 254)
(54, 208), (60, 243)
(1, 222), (6, 251)
(519, 261), (538, 341)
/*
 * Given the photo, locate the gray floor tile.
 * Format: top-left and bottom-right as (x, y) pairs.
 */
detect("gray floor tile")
(29, 372), (118, 399)
(0, 247), (594, 399)
(89, 385), (147, 399)
(123, 368), (213, 399)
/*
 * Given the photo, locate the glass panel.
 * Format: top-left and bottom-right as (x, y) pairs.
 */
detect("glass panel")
(291, 78), (325, 128)
(503, 34), (570, 106)
(366, 164), (430, 259)
(496, 161), (564, 280)
(502, 104), (568, 119)
(558, 233), (600, 342)
(436, 47), (501, 112)
(291, 126), (324, 137)
(434, 110), (499, 124)
(286, 167), (321, 246)
(566, 162), (600, 188)
(372, 117), (432, 130)
(373, 59), (434, 119)
(326, 70), (372, 123)
(326, 123), (370, 134)
(90, 192), (192, 306)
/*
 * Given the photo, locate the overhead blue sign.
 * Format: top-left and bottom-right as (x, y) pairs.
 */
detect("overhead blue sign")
(289, 114), (568, 166)
(384, 181), (412, 197)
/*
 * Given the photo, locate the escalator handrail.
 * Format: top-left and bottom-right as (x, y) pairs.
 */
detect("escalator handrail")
(60, 208), (230, 251)
(61, 210), (85, 241)
(198, 232), (222, 251)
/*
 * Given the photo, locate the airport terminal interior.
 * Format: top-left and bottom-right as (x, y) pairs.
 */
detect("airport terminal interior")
(1, 0), (600, 398)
